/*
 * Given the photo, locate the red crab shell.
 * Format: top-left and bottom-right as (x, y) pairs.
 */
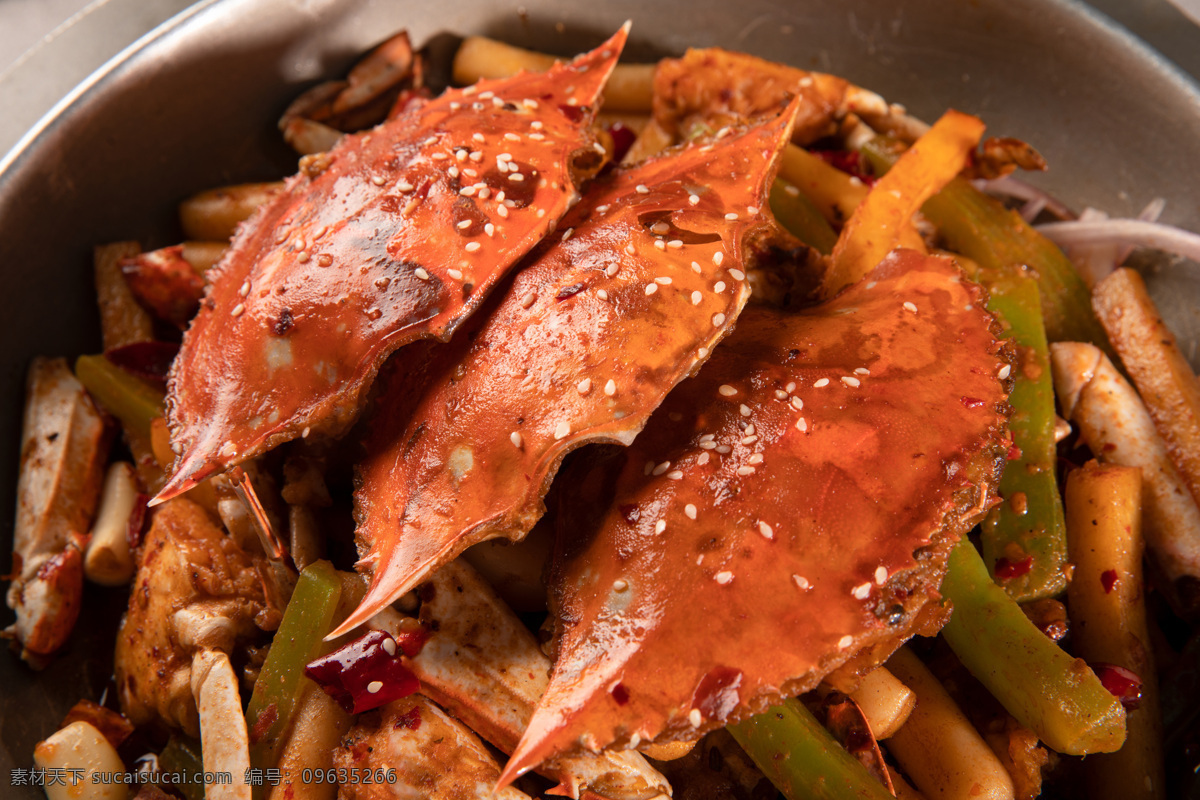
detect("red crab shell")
(500, 249), (1012, 780)
(157, 27), (629, 502)
(331, 100), (802, 637)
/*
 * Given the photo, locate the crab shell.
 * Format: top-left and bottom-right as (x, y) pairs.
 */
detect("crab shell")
(332, 100), (802, 637)
(500, 249), (1012, 780)
(157, 27), (629, 502)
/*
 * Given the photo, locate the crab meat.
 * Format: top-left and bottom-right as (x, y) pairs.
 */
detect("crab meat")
(158, 27), (629, 502)
(6, 357), (110, 661)
(371, 559), (669, 800)
(501, 249), (1011, 779)
(335, 98), (801, 636)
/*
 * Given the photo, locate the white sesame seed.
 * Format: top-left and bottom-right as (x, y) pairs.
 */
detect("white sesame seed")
(447, 269), (463, 280)
(655, 520), (667, 534)
(239, 281), (250, 297)
(725, 212), (739, 221)
(795, 417), (808, 432)
(381, 637), (397, 656)
(691, 261), (702, 273)
(697, 452), (710, 465)
(371, 174), (386, 186)
(297, 251), (310, 263)
(460, 186), (477, 196)
(775, 390), (788, 399)
(654, 240), (666, 251)
(636, 184), (649, 194)
(712, 313), (726, 327)
(688, 194), (700, 205)
(712, 252), (725, 266)
(536, 208), (545, 218)
(748, 454), (764, 465)
(448, 166), (460, 178)
(791, 396), (804, 410)
(875, 566), (889, 585)
(698, 347), (709, 357)
(685, 504), (697, 519)
(736, 466), (756, 476)
(904, 301), (918, 313)
(415, 267), (430, 280)
(699, 441), (716, 450)
(527, 102), (540, 112)
(456, 220), (471, 230)
(652, 461), (671, 476)
(852, 582), (872, 600)
(554, 421), (571, 440)
(758, 521), (774, 539)
(716, 445), (732, 454)
(219, 442), (237, 458)
(719, 384), (737, 397)
(838, 635), (854, 650)
(739, 404), (751, 417)
(464, 242), (481, 253)
(645, 283), (658, 296)
(529, 132), (545, 140)
(505, 132), (521, 141)
(469, 151), (482, 162)
(398, 180), (414, 191)
(784, 184), (800, 197)
(842, 376), (861, 388)
(232, 303), (245, 317)
(714, 281), (726, 292)
(691, 291), (702, 305)
(577, 378), (592, 395)
(473, 132), (485, 142)
(508, 173), (525, 182)
(689, 709), (703, 727)
(510, 432), (523, 448)
(786, 382), (796, 393)
(793, 574), (810, 589)
(744, 424), (755, 435)
(367, 681), (383, 694)
(668, 240), (683, 249)
(667, 470), (684, 480)
(729, 268), (745, 281)
(613, 578), (628, 591)
(998, 364), (1012, 379)
(650, 222), (669, 235)
(855, 367), (871, 375)
(605, 264), (620, 278)
(814, 378), (830, 388)
(715, 571), (733, 585)
(747, 206), (759, 215)
(655, 276), (672, 285)
(431, 152), (448, 160)
(301, 427), (311, 439)
(741, 435), (758, 445)
(497, 205), (509, 218)
(597, 289), (609, 300)
(604, 379), (616, 396)
(561, 228), (574, 242)
(478, 91), (494, 100)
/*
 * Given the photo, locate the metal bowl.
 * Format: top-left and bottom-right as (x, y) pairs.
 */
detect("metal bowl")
(2, 0), (1199, 790)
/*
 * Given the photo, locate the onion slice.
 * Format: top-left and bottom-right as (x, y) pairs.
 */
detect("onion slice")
(1035, 218), (1200, 265)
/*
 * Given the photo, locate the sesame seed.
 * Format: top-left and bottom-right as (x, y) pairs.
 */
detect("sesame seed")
(239, 281), (250, 297)
(698, 347), (709, 357)
(655, 520), (667, 534)
(645, 283), (658, 296)
(527, 101), (540, 112)
(904, 301), (918, 313)
(636, 185), (649, 194)
(448, 166), (460, 178)
(520, 292), (536, 309)
(597, 289), (609, 300)
(431, 152), (448, 160)
(367, 681), (383, 694)
(697, 452), (711, 465)
(577, 378), (592, 395)
(652, 461), (671, 476)
(508, 173), (525, 182)
(838, 635), (853, 650)
(529, 132), (545, 141)
(716, 445), (732, 454)
(554, 422), (571, 440)
(736, 466), (756, 476)
(667, 240), (683, 249)
(415, 267), (431, 280)
(654, 240), (666, 251)
(814, 378), (830, 388)
(484, 223), (495, 237)
(739, 404), (751, 417)
(714, 281), (726, 292)
(497, 205), (509, 218)
(791, 396), (804, 410)
(689, 709), (703, 727)
(875, 566), (889, 585)
(478, 91), (494, 100)
(457, 220), (472, 229)
(744, 424), (756, 435)
(460, 186), (477, 196)
(855, 367), (871, 375)
(719, 385), (737, 396)
(297, 251), (310, 263)
(691, 261), (702, 273)
(793, 574), (810, 589)
(699, 441), (716, 450)
(301, 427), (311, 439)
(729, 268), (745, 280)
(651, 222), (670, 235)
(747, 205), (759, 215)
(561, 228), (574, 242)
(232, 303), (245, 317)
(998, 364), (1012, 379)
(625, 243), (636, 256)
(715, 571), (733, 585)
(381, 637), (397, 656)
(725, 212), (739, 221)
(852, 582), (872, 600)
(613, 579), (629, 591)
(424, 135), (439, 144)
(473, 133), (485, 142)
(712, 252), (725, 266)
(775, 390), (788, 399)
(469, 151), (482, 162)
(398, 181), (414, 191)
(455, 149), (468, 162)
(685, 504), (698, 519)
(842, 376), (861, 387)
(447, 269), (463, 280)
(655, 276), (672, 285)
(505, 132), (521, 141)
(741, 435), (758, 445)
(758, 521), (774, 539)
(748, 454), (764, 465)
(667, 470), (684, 480)
(510, 432), (523, 448)
(712, 313), (726, 327)
(786, 382), (796, 393)
(371, 175), (386, 186)
(691, 290), (702, 305)
(784, 184), (800, 197)
(536, 208), (545, 218)
(688, 194), (700, 205)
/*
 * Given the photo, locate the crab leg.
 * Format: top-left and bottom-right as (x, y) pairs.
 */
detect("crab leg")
(335, 98), (801, 636)
(158, 27), (628, 501)
(501, 249), (1010, 780)
(371, 559), (669, 800)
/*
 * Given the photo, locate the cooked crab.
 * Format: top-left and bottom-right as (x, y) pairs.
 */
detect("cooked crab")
(158, 27), (629, 502)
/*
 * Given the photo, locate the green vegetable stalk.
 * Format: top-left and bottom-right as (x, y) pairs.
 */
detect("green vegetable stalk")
(157, 735), (205, 800)
(980, 274), (1068, 601)
(769, 178), (838, 255)
(74, 353), (165, 439)
(246, 560), (343, 778)
(940, 538), (1126, 755)
(728, 698), (895, 800)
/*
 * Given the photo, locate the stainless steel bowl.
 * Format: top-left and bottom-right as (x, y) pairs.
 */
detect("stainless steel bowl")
(3, 0), (1200, 790)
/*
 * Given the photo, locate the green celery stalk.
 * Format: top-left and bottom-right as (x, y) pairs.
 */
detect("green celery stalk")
(246, 560), (343, 777)
(728, 698), (895, 800)
(769, 178), (838, 255)
(981, 274), (1068, 601)
(940, 539), (1126, 755)
(74, 353), (164, 439)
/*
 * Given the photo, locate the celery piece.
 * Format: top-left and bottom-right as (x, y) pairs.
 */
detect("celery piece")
(940, 539), (1126, 755)
(246, 560), (343, 776)
(156, 735), (205, 800)
(728, 698), (895, 800)
(74, 353), (164, 440)
(981, 274), (1068, 601)
(770, 178), (838, 255)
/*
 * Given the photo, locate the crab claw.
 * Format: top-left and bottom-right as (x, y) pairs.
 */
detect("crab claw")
(157, 26), (630, 503)
(499, 249), (1012, 781)
(331, 98), (802, 638)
